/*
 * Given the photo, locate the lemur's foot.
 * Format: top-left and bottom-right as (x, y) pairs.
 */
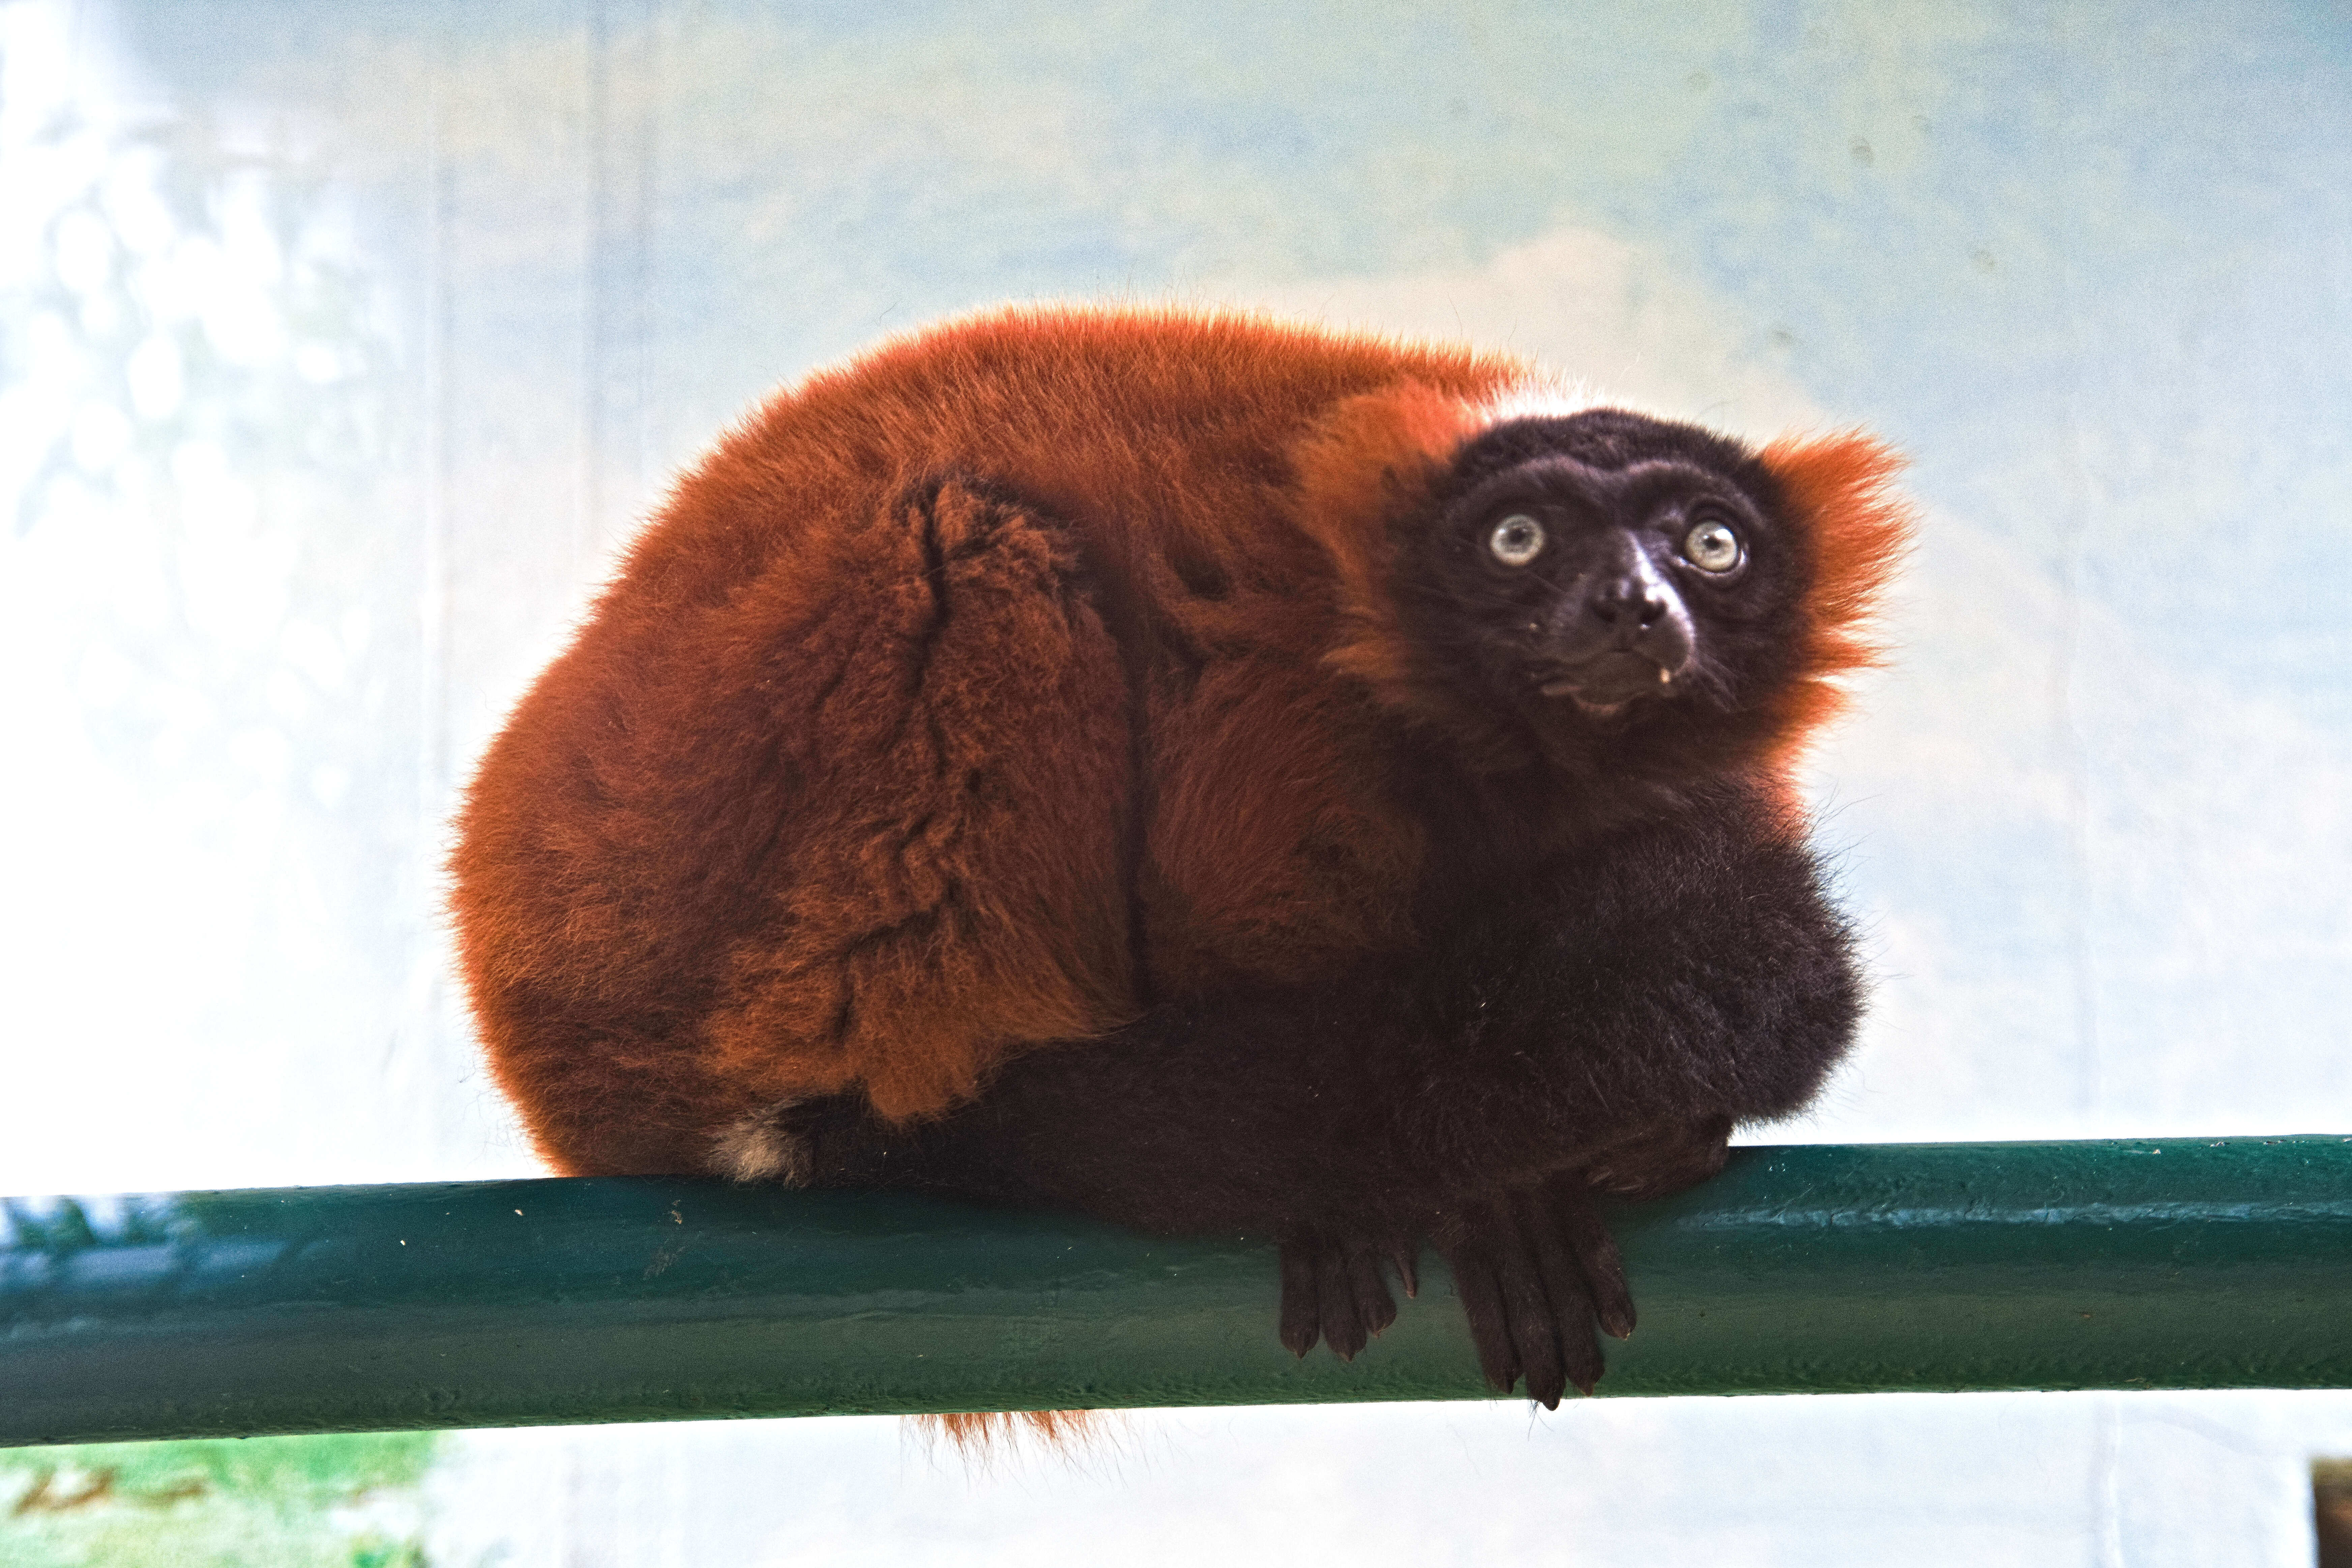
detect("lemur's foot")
(1432, 1177), (1633, 1408)
(1277, 1230), (1403, 1361)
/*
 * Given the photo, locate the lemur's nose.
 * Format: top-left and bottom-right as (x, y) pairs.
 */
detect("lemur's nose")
(1588, 576), (1670, 628)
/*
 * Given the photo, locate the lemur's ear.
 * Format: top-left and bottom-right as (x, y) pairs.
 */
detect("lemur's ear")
(1753, 430), (1916, 753)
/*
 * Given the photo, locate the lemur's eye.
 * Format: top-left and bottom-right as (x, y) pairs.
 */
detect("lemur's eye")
(1682, 517), (1743, 573)
(1488, 514), (1546, 566)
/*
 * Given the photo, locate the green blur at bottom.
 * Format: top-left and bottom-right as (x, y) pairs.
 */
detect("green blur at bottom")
(0, 1434), (438, 1568)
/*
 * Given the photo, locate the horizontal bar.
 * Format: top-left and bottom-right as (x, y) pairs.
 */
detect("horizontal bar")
(4, 1137), (2349, 1447)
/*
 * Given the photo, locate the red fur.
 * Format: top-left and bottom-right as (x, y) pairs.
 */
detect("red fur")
(449, 305), (1905, 1177)
(1754, 430), (1915, 766)
(1290, 383), (1492, 719)
(913, 1409), (1110, 1460)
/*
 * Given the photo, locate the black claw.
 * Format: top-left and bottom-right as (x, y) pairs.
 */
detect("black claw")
(1391, 1245), (1420, 1299)
(1561, 1307), (1607, 1396)
(1509, 1187), (1599, 1396)
(1317, 1241), (1369, 1359)
(1552, 1184), (1637, 1340)
(1494, 1203), (1566, 1407)
(1277, 1238), (1322, 1358)
(1443, 1230), (1522, 1395)
(1525, 1376), (1567, 1411)
(1349, 1246), (1398, 1339)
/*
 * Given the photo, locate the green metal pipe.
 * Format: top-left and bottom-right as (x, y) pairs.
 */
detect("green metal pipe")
(4, 1137), (2348, 1447)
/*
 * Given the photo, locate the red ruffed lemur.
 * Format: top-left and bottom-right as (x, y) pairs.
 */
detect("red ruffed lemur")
(450, 305), (1909, 1408)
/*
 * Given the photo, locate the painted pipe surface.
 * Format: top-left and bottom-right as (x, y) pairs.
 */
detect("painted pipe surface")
(4, 1137), (2348, 1446)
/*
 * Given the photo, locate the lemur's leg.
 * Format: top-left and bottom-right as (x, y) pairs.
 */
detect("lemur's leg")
(701, 473), (1139, 1162)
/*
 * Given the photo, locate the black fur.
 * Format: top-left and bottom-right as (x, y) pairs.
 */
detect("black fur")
(783, 415), (1866, 1406)
(787, 787), (1857, 1405)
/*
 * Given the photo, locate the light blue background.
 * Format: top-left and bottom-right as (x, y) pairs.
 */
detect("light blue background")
(3, 2), (2348, 1561)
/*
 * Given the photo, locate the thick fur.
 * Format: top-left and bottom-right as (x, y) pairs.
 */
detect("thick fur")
(449, 304), (1910, 1401)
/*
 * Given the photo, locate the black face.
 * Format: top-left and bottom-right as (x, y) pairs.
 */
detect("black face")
(1409, 409), (1807, 732)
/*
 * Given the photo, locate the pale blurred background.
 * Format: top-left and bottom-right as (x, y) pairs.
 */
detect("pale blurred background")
(2, 1), (2348, 1562)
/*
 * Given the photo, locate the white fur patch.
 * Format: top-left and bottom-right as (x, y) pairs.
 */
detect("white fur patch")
(1471, 377), (1685, 432)
(711, 1104), (808, 1184)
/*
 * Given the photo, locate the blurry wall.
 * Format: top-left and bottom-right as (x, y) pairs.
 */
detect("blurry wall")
(2, 2), (2348, 1563)
(5, 0), (2349, 1190)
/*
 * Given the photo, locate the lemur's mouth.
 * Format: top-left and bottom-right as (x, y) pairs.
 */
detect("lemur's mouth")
(1538, 651), (1677, 710)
